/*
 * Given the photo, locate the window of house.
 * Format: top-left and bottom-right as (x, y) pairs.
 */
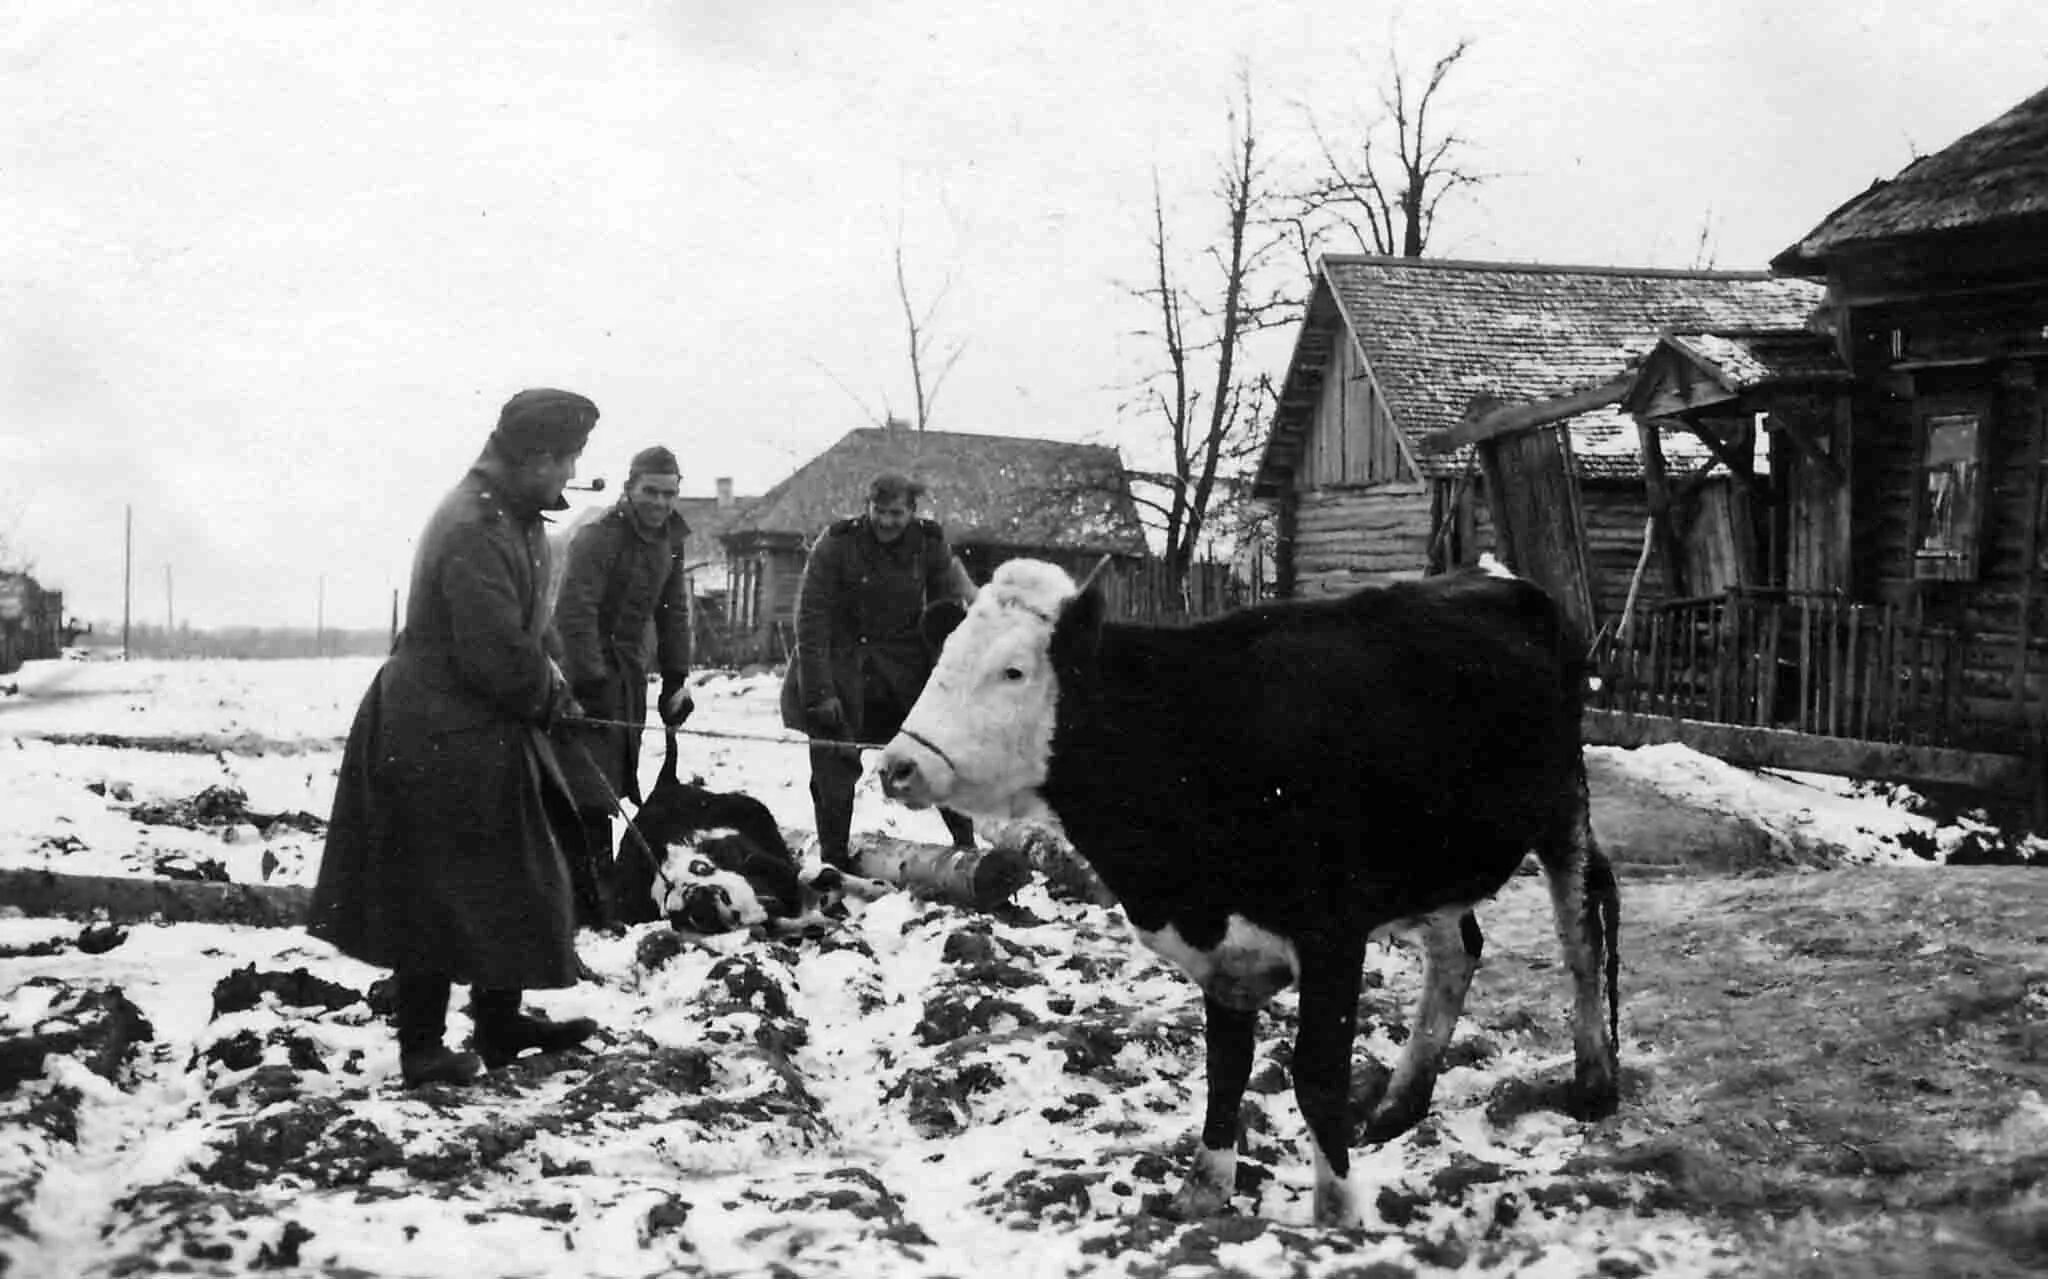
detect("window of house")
(1914, 411), (1984, 580)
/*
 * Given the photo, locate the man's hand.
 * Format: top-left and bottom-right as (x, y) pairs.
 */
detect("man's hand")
(544, 681), (584, 732)
(808, 696), (846, 738)
(659, 677), (695, 726)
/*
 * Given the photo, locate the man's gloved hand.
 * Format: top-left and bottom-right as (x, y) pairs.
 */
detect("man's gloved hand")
(544, 680), (585, 732)
(808, 696), (846, 738)
(659, 676), (695, 726)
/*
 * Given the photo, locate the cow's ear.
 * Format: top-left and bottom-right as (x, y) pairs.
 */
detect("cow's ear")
(921, 599), (968, 653)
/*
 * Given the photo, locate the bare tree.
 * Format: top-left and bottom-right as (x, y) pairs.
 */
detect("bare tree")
(1124, 77), (1298, 585)
(807, 226), (967, 433)
(1295, 38), (1484, 266)
(894, 241), (967, 432)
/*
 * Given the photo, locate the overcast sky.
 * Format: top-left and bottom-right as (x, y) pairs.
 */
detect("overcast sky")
(5, 0), (2046, 629)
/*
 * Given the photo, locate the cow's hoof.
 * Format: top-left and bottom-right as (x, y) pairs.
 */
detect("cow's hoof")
(1569, 1062), (1620, 1121)
(1169, 1177), (1231, 1220)
(1311, 1175), (1358, 1228)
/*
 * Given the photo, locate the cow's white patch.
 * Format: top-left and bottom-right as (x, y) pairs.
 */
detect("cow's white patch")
(1477, 552), (1516, 580)
(1135, 915), (1299, 1009)
(652, 831), (768, 933)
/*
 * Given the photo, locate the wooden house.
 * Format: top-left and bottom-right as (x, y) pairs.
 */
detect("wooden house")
(1593, 83), (2048, 797)
(1250, 255), (1826, 637)
(0, 571), (67, 674)
(720, 426), (1149, 656)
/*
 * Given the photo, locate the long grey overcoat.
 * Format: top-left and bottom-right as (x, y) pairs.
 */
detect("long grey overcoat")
(307, 455), (581, 989)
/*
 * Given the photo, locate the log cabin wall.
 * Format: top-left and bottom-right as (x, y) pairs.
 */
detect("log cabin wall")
(1845, 292), (2048, 748)
(1291, 484), (1433, 596)
(1283, 326), (1436, 596)
(1580, 481), (1667, 626)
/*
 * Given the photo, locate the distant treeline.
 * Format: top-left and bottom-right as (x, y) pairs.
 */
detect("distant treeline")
(83, 622), (393, 661)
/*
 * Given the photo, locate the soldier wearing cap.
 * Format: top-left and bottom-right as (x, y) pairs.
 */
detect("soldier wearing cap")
(780, 471), (979, 870)
(552, 444), (697, 925)
(309, 388), (604, 1088)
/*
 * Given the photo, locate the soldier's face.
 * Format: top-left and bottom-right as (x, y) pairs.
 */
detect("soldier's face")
(869, 498), (912, 543)
(528, 449), (581, 505)
(628, 472), (680, 530)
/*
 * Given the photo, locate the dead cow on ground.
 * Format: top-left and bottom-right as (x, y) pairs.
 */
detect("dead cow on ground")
(615, 730), (850, 934)
(878, 557), (1620, 1226)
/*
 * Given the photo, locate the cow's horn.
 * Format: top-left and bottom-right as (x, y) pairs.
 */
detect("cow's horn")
(1076, 554), (1114, 594)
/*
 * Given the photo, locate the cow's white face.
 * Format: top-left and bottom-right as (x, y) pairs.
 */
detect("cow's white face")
(880, 559), (1074, 821)
(653, 837), (769, 934)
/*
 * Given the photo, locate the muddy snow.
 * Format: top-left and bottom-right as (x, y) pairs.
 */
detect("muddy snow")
(2, 656), (2042, 1278)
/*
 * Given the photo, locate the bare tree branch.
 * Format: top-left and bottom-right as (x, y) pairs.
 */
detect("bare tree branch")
(1294, 37), (1485, 260)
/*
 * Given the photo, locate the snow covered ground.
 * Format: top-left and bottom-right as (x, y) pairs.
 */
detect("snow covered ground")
(0, 654), (2003, 1277)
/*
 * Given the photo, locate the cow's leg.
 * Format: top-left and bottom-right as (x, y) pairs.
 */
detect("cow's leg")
(1536, 774), (1621, 1119)
(1361, 908), (1479, 1144)
(1292, 936), (1366, 1226)
(1172, 995), (1255, 1218)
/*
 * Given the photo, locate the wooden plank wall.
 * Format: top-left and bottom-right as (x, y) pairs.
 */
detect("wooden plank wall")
(1292, 484), (1433, 596)
(1298, 337), (1408, 486)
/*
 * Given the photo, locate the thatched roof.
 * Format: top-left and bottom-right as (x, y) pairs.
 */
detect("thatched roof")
(724, 428), (1149, 556)
(1773, 84), (2048, 274)
(1254, 257), (1827, 493)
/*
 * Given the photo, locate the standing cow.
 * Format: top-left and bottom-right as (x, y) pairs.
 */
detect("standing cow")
(878, 558), (1620, 1226)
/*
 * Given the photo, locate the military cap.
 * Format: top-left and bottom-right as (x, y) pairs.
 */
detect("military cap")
(491, 388), (599, 456)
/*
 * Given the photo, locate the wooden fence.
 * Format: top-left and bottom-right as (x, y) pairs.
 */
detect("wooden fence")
(705, 555), (1262, 667)
(1092, 557), (1263, 626)
(1591, 587), (2035, 753)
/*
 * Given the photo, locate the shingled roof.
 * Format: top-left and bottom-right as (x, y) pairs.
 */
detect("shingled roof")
(724, 428), (1149, 556)
(1652, 330), (1849, 395)
(1254, 256), (1828, 491)
(1773, 84), (2048, 274)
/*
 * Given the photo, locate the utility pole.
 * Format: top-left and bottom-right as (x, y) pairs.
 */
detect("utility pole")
(389, 588), (399, 651)
(122, 505), (131, 661)
(316, 574), (325, 658)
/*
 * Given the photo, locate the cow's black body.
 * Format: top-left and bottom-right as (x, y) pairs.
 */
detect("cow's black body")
(1048, 571), (1583, 946)
(883, 561), (1621, 1223)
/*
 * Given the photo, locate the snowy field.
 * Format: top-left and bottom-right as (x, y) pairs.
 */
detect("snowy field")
(0, 655), (2027, 1278)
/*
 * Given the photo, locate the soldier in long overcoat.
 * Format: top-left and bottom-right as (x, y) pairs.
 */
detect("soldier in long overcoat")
(779, 472), (978, 868)
(553, 444), (697, 924)
(308, 388), (603, 1088)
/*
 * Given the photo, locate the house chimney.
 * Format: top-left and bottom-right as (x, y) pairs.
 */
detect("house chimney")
(716, 477), (734, 508)
(884, 415), (910, 433)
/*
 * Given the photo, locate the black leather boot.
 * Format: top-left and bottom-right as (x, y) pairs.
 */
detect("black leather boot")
(470, 987), (599, 1070)
(395, 971), (481, 1088)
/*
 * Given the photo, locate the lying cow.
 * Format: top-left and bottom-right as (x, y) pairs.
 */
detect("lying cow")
(614, 730), (853, 934)
(878, 557), (1620, 1226)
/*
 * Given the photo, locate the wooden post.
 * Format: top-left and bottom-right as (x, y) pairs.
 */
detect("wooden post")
(1476, 424), (1597, 642)
(1634, 415), (1688, 598)
(121, 505), (131, 662)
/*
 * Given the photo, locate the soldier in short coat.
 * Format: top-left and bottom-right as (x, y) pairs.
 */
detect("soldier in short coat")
(552, 445), (697, 924)
(308, 388), (604, 1088)
(778, 472), (978, 868)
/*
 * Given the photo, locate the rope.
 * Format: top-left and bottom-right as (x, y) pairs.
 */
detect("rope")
(561, 714), (890, 753)
(561, 735), (674, 903)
